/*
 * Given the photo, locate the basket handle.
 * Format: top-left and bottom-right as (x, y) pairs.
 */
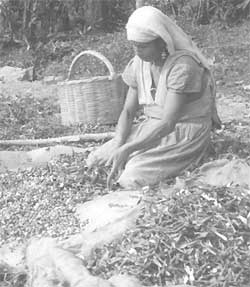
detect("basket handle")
(67, 50), (116, 81)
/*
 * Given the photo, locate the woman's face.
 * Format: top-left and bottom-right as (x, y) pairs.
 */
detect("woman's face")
(131, 38), (164, 62)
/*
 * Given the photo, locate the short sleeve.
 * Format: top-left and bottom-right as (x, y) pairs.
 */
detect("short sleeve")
(167, 56), (204, 93)
(122, 57), (137, 88)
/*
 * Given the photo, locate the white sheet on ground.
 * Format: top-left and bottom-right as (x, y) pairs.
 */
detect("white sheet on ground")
(193, 158), (250, 187)
(0, 145), (89, 172)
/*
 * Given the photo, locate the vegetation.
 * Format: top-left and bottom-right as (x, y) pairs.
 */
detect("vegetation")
(0, 1), (250, 287)
(0, 0), (134, 47)
(149, 0), (250, 24)
(0, 0), (250, 49)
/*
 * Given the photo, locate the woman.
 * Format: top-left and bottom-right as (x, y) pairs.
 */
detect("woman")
(87, 6), (221, 189)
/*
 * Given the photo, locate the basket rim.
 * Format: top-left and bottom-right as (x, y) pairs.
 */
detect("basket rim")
(58, 74), (121, 85)
(68, 50), (116, 81)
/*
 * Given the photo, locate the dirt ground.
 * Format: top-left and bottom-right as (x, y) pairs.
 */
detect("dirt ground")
(1, 19), (250, 156)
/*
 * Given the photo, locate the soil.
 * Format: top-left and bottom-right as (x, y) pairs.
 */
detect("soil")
(0, 19), (250, 287)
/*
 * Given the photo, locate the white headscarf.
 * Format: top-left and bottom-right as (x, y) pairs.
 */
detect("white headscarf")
(126, 6), (210, 69)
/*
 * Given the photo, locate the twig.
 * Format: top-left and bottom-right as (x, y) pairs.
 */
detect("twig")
(0, 132), (115, 146)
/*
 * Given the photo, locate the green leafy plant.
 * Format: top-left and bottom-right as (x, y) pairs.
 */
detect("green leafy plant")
(0, 0), (134, 49)
(180, 0), (250, 24)
(145, 0), (250, 24)
(0, 0), (250, 50)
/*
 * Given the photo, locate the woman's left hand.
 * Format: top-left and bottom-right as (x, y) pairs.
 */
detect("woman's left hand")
(106, 146), (131, 189)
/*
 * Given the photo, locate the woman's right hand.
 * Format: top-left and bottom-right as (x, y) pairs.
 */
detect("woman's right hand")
(86, 86), (137, 169)
(86, 151), (109, 168)
(85, 153), (99, 168)
(86, 138), (122, 169)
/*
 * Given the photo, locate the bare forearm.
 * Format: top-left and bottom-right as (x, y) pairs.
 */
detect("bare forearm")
(124, 119), (175, 153)
(124, 90), (187, 153)
(113, 109), (134, 146)
(113, 86), (138, 146)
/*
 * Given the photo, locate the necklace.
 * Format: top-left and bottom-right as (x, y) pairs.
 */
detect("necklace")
(150, 63), (162, 101)
(150, 63), (161, 84)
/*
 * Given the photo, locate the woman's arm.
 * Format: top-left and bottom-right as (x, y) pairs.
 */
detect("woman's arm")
(112, 85), (139, 147)
(86, 86), (139, 169)
(106, 90), (187, 188)
(123, 90), (187, 153)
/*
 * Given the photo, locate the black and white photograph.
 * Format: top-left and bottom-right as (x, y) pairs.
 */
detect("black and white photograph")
(0, 0), (250, 286)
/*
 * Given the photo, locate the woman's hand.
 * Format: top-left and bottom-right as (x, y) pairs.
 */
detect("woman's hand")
(86, 139), (122, 169)
(106, 145), (131, 190)
(86, 152), (108, 168)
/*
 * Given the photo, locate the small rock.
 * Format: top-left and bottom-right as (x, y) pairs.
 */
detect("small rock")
(0, 66), (34, 82)
(23, 66), (34, 81)
(234, 80), (244, 85)
(243, 84), (250, 91)
(43, 76), (63, 84)
(43, 76), (57, 84)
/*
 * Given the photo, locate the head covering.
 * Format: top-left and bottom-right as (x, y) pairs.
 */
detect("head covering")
(126, 6), (210, 68)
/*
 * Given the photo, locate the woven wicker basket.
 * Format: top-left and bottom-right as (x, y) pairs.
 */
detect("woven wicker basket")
(58, 50), (125, 125)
